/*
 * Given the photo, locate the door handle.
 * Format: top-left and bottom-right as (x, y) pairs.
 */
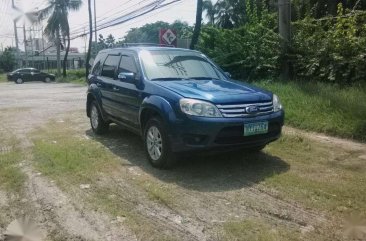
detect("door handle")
(113, 87), (119, 91)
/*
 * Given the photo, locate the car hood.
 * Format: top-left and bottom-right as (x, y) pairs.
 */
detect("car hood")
(154, 79), (272, 104)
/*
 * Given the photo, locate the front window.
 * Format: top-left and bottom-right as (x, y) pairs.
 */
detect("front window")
(140, 50), (225, 81)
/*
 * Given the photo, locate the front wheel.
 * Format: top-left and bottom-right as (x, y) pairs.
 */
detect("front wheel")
(90, 101), (109, 134)
(144, 117), (176, 169)
(44, 77), (51, 83)
(15, 78), (24, 84)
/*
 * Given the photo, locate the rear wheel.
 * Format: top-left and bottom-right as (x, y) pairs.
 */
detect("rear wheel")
(144, 117), (176, 169)
(44, 77), (51, 83)
(90, 101), (109, 134)
(15, 78), (24, 84)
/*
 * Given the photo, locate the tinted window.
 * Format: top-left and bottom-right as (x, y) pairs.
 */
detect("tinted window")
(118, 55), (137, 74)
(101, 55), (120, 79)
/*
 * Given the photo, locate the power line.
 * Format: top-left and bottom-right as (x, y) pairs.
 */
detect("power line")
(69, 0), (151, 34)
(69, 0), (181, 40)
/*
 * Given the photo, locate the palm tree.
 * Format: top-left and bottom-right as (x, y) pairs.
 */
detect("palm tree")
(203, 0), (216, 25)
(37, 0), (82, 77)
(215, 0), (234, 29)
(190, 0), (203, 50)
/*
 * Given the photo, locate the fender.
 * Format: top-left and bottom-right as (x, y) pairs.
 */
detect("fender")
(86, 84), (108, 121)
(139, 95), (179, 130)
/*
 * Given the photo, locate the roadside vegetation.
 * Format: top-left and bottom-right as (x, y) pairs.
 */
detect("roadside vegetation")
(257, 80), (366, 141)
(0, 73), (7, 83)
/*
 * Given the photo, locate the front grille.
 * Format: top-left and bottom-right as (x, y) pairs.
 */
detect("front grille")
(216, 101), (273, 118)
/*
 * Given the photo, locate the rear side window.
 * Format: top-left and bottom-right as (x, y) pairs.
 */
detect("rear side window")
(92, 53), (106, 75)
(101, 55), (120, 79)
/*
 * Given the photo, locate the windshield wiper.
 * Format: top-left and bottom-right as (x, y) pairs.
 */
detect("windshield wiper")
(189, 77), (221, 80)
(150, 77), (185, 81)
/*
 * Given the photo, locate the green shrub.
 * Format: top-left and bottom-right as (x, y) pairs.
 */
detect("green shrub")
(291, 4), (366, 84)
(198, 24), (281, 80)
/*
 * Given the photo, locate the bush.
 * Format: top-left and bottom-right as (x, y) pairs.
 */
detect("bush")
(198, 24), (281, 80)
(0, 47), (16, 72)
(291, 4), (366, 84)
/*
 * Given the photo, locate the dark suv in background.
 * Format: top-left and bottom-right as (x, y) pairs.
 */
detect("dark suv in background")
(87, 46), (284, 168)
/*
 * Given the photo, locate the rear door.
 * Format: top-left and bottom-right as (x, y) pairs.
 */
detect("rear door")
(30, 69), (41, 81)
(98, 54), (122, 117)
(112, 52), (141, 128)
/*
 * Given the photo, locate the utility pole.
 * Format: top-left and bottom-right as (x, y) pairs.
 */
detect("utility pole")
(29, 27), (35, 68)
(278, 0), (291, 80)
(12, 0), (20, 67)
(94, 0), (97, 43)
(23, 25), (29, 67)
(41, 26), (46, 70)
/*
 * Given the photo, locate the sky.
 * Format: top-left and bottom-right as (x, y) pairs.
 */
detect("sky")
(0, 0), (198, 52)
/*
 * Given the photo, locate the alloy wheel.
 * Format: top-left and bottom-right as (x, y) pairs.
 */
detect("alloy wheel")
(146, 126), (163, 160)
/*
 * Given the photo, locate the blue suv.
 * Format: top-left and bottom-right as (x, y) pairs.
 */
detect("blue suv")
(87, 46), (284, 168)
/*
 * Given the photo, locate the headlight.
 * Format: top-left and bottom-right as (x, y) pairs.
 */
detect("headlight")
(179, 98), (222, 117)
(273, 94), (283, 112)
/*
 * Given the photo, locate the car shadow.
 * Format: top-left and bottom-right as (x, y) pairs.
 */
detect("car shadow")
(86, 125), (290, 192)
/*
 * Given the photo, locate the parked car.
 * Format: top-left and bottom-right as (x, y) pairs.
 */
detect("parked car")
(7, 68), (55, 84)
(86, 46), (284, 168)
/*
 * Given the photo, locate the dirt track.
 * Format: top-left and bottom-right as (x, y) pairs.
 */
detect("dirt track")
(0, 81), (365, 240)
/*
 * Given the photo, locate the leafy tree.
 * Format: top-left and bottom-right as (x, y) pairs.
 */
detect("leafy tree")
(37, 0), (82, 77)
(123, 21), (192, 43)
(0, 47), (16, 72)
(105, 34), (115, 47)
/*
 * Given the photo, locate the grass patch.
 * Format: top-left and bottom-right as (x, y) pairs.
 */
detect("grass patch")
(264, 134), (366, 218)
(256, 80), (366, 141)
(57, 69), (86, 85)
(0, 73), (8, 83)
(218, 219), (299, 241)
(32, 122), (119, 183)
(0, 135), (25, 193)
(0, 152), (25, 193)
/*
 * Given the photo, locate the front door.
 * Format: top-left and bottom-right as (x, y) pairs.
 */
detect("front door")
(112, 54), (141, 128)
(98, 54), (121, 118)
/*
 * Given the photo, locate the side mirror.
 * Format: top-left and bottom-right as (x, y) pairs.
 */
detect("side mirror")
(224, 72), (232, 78)
(118, 72), (135, 82)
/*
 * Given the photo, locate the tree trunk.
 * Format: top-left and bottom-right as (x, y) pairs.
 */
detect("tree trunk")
(86, 0), (93, 80)
(56, 30), (61, 76)
(190, 0), (203, 50)
(63, 22), (70, 78)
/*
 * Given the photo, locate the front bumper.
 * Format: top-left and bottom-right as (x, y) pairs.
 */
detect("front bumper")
(169, 110), (284, 153)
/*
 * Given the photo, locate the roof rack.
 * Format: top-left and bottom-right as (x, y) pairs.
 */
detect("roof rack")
(117, 43), (175, 48)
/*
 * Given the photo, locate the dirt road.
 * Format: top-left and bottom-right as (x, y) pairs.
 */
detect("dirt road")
(0, 82), (365, 241)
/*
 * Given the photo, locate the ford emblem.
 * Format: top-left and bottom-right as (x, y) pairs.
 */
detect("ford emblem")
(246, 105), (259, 114)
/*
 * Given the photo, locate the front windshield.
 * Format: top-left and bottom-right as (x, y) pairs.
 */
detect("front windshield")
(140, 50), (225, 80)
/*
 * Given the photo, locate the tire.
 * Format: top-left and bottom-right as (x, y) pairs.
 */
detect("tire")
(144, 117), (176, 169)
(44, 77), (51, 83)
(15, 78), (24, 84)
(89, 101), (109, 134)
